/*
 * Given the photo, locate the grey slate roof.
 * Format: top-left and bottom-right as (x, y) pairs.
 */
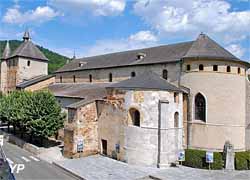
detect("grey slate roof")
(56, 41), (193, 72)
(108, 72), (181, 91)
(16, 75), (54, 89)
(56, 34), (247, 73)
(184, 34), (239, 60)
(1, 41), (11, 59)
(8, 40), (48, 61)
(48, 83), (108, 99)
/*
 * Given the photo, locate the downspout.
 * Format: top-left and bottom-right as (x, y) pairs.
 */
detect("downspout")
(157, 100), (161, 167)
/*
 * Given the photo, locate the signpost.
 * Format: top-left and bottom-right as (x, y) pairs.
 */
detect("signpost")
(0, 135), (4, 146)
(178, 150), (185, 165)
(206, 151), (214, 170)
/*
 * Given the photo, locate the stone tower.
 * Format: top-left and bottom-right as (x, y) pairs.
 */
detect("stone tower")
(0, 30), (49, 93)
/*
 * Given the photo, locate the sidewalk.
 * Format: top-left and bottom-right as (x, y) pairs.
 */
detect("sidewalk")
(53, 155), (250, 180)
(53, 155), (160, 180)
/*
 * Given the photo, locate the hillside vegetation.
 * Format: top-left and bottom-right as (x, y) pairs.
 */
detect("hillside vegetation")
(0, 40), (69, 74)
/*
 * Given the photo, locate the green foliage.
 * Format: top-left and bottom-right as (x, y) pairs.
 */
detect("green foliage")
(0, 91), (65, 139)
(235, 151), (250, 170)
(0, 40), (69, 74)
(183, 149), (223, 170)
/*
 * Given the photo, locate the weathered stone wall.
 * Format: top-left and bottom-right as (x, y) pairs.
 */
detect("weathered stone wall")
(6, 58), (18, 91)
(97, 98), (126, 161)
(97, 89), (183, 167)
(55, 62), (181, 85)
(63, 102), (99, 158)
(18, 57), (48, 84)
(124, 90), (183, 166)
(77, 102), (99, 155)
(181, 59), (247, 151)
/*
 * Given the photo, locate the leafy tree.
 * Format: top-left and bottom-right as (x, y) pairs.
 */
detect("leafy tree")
(26, 91), (65, 141)
(0, 91), (65, 144)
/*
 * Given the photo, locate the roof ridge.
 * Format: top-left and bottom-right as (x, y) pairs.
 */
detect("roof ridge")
(76, 41), (194, 60)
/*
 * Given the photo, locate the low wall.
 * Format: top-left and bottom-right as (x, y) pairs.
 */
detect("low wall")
(0, 129), (43, 155)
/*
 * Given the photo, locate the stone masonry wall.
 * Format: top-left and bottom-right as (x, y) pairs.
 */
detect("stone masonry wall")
(63, 102), (98, 158)
(55, 62), (181, 86)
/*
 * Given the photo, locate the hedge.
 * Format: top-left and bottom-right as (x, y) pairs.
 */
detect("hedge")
(235, 151), (250, 170)
(183, 149), (223, 170)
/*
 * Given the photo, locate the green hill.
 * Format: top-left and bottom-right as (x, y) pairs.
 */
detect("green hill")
(0, 40), (69, 74)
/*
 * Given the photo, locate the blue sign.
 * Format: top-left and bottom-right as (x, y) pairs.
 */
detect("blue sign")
(178, 150), (185, 161)
(206, 151), (214, 163)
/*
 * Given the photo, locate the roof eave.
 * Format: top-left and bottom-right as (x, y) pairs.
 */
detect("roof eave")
(6, 55), (49, 62)
(55, 60), (181, 73)
(106, 87), (183, 92)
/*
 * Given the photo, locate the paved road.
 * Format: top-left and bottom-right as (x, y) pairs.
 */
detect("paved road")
(2, 140), (76, 180)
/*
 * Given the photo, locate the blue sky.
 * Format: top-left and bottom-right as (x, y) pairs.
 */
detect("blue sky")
(0, 0), (249, 60)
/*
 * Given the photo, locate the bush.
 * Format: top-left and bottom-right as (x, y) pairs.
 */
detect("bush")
(235, 151), (250, 170)
(183, 149), (223, 170)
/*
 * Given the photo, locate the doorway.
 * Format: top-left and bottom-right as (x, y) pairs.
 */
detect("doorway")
(101, 139), (107, 155)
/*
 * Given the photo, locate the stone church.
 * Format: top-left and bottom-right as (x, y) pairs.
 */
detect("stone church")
(1, 31), (250, 167)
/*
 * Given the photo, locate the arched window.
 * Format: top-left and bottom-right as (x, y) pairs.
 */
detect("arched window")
(129, 108), (140, 127)
(199, 64), (204, 71)
(73, 75), (76, 83)
(186, 64), (191, 71)
(227, 66), (231, 72)
(89, 74), (92, 83)
(60, 76), (62, 83)
(109, 73), (112, 82)
(27, 60), (30, 67)
(174, 112), (179, 128)
(195, 93), (206, 122)
(162, 69), (168, 80)
(131, 72), (136, 77)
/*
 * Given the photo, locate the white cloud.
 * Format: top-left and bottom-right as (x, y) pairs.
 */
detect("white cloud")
(133, 0), (250, 43)
(226, 44), (245, 58)
(2, 6), (60, 24)
(49, 0), (126, 16)
(129, 30), (157, 42)
(81, 30), (158, 57)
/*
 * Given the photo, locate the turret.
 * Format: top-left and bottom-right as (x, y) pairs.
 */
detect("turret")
(23, 29), (30, 42)
(1, 41), (11, 59)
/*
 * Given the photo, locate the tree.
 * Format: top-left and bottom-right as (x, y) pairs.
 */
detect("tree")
(0, 90), (65, 144)
(26, 91), (65, 143)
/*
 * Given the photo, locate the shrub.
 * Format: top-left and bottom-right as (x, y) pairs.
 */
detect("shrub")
(183, 149), (223, 170)
(235, 151), (250, 170)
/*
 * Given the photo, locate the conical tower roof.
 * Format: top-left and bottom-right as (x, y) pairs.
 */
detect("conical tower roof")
(1, 41), (11, 59)
(8, 30), (48, 61)
(184, 33), (239, 60)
